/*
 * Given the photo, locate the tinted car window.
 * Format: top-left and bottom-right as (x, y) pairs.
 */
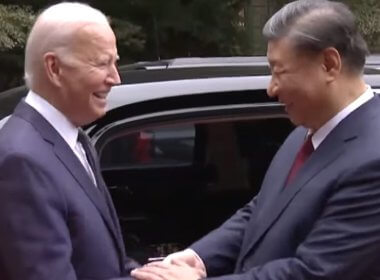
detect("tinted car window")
(100, 125), (195, 169)
(97, 116), (294, 263)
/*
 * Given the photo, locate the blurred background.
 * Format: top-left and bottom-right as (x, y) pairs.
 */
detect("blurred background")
(0, 0), (379, 92)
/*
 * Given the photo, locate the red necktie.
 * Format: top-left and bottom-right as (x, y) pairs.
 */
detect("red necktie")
(286, 134), (314, 185)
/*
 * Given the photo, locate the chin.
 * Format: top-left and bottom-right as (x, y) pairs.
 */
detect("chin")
(288, 115), (299, 126)
(92, 105), (106, 116)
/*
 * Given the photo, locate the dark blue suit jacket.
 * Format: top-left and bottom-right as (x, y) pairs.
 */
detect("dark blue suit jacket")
(191, 95), (380, 280)
(0, 102), (138, 280)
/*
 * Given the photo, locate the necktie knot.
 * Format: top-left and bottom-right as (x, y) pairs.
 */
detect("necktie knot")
(286, 134), (314, 185)
(77, 129), (89, 148)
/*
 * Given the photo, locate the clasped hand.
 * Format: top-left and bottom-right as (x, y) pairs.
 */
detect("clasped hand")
(131, 259), (205, 280)
(131, 250), (206, 280)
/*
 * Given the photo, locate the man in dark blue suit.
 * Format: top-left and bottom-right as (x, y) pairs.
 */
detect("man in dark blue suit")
(132, 1), (380, 280)
(0, 2), (138, 280)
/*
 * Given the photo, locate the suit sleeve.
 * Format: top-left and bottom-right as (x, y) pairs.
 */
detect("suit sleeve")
(190, 197), (257, 275)
(0, 153), (77, 280)
(198, 159), (380, 280)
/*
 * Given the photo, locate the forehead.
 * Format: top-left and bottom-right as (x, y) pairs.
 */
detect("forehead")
(71, 23), (117, 57)
(267, 38), (297, 63)
(267, 37), (320, 67)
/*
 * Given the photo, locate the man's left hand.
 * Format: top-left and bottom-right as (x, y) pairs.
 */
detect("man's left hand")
(131, 260), (205, 280)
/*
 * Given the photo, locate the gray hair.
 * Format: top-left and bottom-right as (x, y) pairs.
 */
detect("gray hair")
(24, 2), (110, 89)
(263, 0), (369, 73)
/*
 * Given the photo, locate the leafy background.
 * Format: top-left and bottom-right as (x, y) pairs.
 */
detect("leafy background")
(0, 0), (379, 92)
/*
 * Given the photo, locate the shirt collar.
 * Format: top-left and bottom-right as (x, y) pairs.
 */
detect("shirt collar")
(311, 85), (375, 149)
(25, 90), (79, 150)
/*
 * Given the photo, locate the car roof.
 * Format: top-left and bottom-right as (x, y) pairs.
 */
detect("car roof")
(119, 56), (269, 70)
(365, 54), (380, 69)
(2, 56), (380, 119)
(118, 57), (271, 84)
(106, 76), (271, 111)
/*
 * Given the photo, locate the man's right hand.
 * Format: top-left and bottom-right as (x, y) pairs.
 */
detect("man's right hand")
(163, 249), (206, 274)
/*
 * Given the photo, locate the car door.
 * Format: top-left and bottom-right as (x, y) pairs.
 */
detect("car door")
(89, 93), (294, 263)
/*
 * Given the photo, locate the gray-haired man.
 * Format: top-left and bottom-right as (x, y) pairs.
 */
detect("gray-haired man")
(0, 2), (138, 279)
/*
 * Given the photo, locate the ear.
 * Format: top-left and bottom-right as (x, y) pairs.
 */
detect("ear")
(321, 47), (341, 83)
(43, 52), (62, 87)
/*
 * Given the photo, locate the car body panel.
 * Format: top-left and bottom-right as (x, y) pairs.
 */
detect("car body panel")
(1, 57), (380, 262)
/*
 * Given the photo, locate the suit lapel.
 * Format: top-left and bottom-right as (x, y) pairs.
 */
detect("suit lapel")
(240, 132), (346, 260)
(55, 143), (127, 270)
(53, 142), (117, 232)
(240, 95), (380, 261)
(245, 132), (344, 253)
(13, 101), (124, 262)
(267, 128), (307, 196)
(79, 131), (128, 266)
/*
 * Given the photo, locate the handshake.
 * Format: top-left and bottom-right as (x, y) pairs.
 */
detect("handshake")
(131, 249), (206, 280)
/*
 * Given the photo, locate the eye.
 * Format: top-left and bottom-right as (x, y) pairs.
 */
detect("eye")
(98, 61), (109, 67)
(273, 67), (285, 76)
(95, 56), (118, 70)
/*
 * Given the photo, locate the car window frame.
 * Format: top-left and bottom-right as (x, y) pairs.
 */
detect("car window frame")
(91, 101), (286, 156)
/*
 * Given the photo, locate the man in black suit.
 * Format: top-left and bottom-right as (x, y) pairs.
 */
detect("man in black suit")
(132, 1), (380, 279)
(0, 2), (138, 279)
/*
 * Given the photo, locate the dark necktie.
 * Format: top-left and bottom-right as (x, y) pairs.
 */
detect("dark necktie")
(77, 130), (99, 186)
(78, 129), (128, 268)
(286, 134), (314, 185)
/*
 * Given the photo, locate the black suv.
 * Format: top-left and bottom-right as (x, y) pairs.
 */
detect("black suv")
(2, 57), (380, 263)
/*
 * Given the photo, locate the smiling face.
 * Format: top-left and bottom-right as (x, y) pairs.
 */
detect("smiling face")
(267, 38), (330, 130)
(53, 23), (120, 126)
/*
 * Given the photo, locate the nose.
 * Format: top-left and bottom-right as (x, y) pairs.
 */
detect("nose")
(106, 64), (121, 86)
(267, 76), (278, 98)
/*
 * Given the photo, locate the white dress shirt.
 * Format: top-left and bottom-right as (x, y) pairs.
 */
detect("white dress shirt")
(311, 85), (375, 149)
(25, 91), (97, 186)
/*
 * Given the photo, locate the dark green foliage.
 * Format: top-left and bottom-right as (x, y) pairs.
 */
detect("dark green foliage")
(344, 0), (380, 52)
(0, 4), (34, 50)
(94, 0), (247, 60)
(0, 0), (379, 91)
